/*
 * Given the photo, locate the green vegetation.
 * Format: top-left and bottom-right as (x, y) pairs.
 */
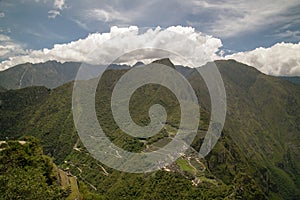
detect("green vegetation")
(176, 157), (195, 174)
(0, 59), (299, 199)
(0, 137), (64, 199)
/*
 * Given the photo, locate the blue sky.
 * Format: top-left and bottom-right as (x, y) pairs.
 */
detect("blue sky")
(0, 0), (300, 75)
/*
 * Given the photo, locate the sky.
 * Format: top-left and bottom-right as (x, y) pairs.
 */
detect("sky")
(0, 0), (300, 75)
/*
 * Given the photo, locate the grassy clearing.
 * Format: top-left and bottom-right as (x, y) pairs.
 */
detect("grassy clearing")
(198, 176), (218, 186)
(176, 158), (195, 174)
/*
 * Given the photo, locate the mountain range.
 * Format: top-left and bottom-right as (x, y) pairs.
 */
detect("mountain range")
(1, 59), (298, 90)
(0, 59), (299, 199)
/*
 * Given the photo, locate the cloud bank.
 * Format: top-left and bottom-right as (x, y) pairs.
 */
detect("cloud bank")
(225, 42), (300, 76)
(0, 26), (299, 76)
(0, 26), (222, 70)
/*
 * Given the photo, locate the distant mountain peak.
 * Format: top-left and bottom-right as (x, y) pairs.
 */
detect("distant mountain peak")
(132, 61), (145, 67)
(151, 58), (175, 69)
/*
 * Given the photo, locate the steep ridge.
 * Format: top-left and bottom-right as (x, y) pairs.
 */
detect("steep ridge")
(0, 61), (81, 89)
(0, 61), (131, 90)
(0, 59), (299, 199)
(213, 60), (300, 199)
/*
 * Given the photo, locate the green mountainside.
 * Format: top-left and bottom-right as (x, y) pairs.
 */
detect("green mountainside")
(0, 137), (100, 200)
(210, 60), (300, 199)
(0, 137), (66, 199)
(0, 59), (299, 199)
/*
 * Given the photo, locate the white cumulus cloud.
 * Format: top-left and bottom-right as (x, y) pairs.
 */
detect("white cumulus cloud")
(0, 26), (222, 70)
(0, 34), (26, 60)
(225, 42), (300, 76)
